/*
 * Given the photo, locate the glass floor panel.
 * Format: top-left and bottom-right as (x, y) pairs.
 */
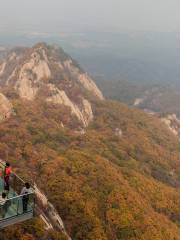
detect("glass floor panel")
(0, 178), (33, 220)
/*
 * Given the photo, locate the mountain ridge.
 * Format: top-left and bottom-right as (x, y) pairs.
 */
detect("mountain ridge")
(0, 43), (179, 240)
(0, 43), (103, 127)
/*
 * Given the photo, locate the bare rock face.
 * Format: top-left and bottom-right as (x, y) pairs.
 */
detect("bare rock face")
(0, 43), (104, 127)
(15, 51), (51, 100)
(133, 97), (145, 106)
(34, 184), (71, 239)
(0, 93), (13, 121)
(62, 59), (103, 100)
(0, 62), (6, 76)
(161, 114), (180, 137)
(114, 128), (123, 138)
(46, 84), (93, 126)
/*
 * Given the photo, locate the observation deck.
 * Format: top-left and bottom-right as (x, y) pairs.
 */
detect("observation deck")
(0, 161), (35, 229)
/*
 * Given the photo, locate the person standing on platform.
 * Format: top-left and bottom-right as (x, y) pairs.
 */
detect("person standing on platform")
(20, 182), (32, 212)
(4, 162), (12, 194)
(0, 192), (8, 218)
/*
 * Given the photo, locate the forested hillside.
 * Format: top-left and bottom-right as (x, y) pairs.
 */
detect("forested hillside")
(0, 44), (179, 240)
(0, 97), (179, 240)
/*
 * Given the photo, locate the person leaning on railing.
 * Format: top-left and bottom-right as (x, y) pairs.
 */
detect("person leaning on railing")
(20, 183), (33, 213)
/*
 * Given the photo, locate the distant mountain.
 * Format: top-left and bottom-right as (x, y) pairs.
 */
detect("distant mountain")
(68, 31), (180, 90)
(0, 43), (179, 240)
(95, 78), (149, 105)
(96, 79), (180, 115)
(132, 85), (180, 117)
(95, 79), (180, 137)
(2, 31), (180, 88)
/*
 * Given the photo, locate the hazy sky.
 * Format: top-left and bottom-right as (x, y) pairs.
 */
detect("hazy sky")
(0, 0), (180, 33)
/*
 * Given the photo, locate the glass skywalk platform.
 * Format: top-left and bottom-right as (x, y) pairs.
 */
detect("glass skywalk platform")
(0, 161), (35, 229)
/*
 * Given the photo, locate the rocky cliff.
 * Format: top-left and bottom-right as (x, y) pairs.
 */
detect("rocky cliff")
(0, 93), (13, 121)
(0, 43), (103, 127)
(161, 114), (180, 137)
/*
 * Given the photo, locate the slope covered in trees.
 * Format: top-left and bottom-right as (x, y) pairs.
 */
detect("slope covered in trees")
(0, 97), (179, 240)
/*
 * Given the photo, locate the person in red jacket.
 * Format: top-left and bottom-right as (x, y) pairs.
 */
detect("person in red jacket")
(4, 162), (11, 193)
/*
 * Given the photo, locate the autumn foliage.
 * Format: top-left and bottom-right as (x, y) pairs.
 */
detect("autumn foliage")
(0, 98), (179, 240)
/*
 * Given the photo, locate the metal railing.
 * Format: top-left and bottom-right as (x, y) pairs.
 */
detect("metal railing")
(0, 192), (35, 221)
(0, 160), (26, 195)
(0, 160), (35, 222)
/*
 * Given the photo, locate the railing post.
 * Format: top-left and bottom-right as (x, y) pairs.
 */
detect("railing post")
(17, 196), (20, 216)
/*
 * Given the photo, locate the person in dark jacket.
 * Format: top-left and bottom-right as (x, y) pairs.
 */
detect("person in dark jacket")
(20, 182), (32, 212)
